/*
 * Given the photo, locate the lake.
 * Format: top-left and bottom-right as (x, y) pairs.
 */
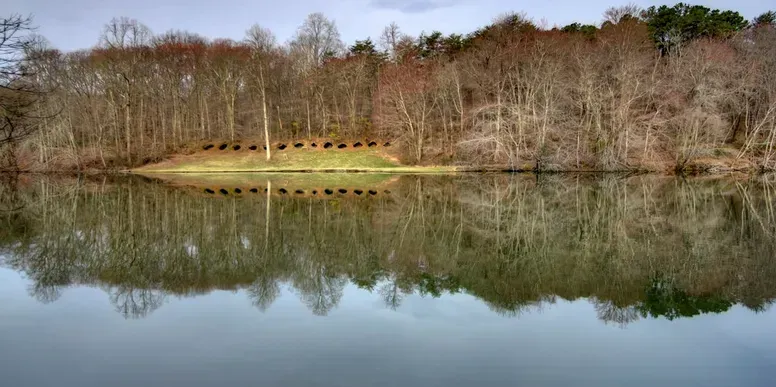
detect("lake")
(1, 173), (775, 386)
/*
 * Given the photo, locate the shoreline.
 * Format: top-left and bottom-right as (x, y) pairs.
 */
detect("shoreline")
(0, 166), (767, 175)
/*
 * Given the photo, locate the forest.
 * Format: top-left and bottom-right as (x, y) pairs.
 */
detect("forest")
(1, 4), (775, 171)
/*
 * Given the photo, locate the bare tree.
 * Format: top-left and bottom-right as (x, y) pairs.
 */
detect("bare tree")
(379, 22), (403, 61)
(377, 57), (437, 162)
(289, 13), (344, 70)
(245, 24), (277, 53)
(245, 24), (277, 160)
(99, 17), (152, 49)
(603, 3), (642, 24)
(0, 14), (43, 168)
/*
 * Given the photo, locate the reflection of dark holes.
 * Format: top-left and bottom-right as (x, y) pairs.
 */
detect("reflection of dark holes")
(337, 143), (347, 149)
(324, 189), (333, 195)
(354, 189), (363, 195)
(250, 188), (258, 193)
(219, 189), (229, 195)
(368, 141), (377, 147)
(383, 142), (391, 147)
(278, 144), (287, 150)
(338, 189), (348, 194)
(279, 188), (287, 194)
(234, 188), (242, 194)
(205, 188), (215, 194)
(219, 144), (228, 150)
(353, 142), (363, 148)
(384, 190), (391, 194)
(249, 145), (258, 151)
(294, 143), (304, 148)
(368, 190), (377, 195)
(324, 142), (333, 149)
(203, 144), (214, 150)
(295, 189), (305, 194)
(233, 145), (241, 151)
(311, 143), (317, 148)
(312, 190), (318, 195)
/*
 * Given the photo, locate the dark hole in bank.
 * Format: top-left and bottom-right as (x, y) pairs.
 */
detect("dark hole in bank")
(263, 145), (267, 150)
(384, 190), (391, 194)
(219, 144), (228, 150)
(337, 144), (347, 149)
(278, 188), (287, 194)
(278, 144), (287, 150)
(312, 190), (318, 195)
(250, 188), (258, 193)
(354, 189), (363, 195)
(264, 188), (268, 192)
(338, 189), (348, 194)
(323, 142), (333, 149)
(203, 144), (214, 150)
(219, 189), (229, 195)
(353, 142), (363, 148)
(383, 142), (391, 147)
(324, 189), (333, 195)
(233, 145), (241, 151)
(205, 189), (215, 194)
(249, 145), (258, 151)
(294, 143), (304, 148)
(234, 188), (242, 194)
(367, 141), (377, 147)
(368, 190), (377, 195)
(295, 189), (305, 194)
(311, 143), (318, 148)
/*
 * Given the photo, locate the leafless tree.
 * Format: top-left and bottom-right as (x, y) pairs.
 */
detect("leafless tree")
(245, 24), (277, 160)
(0, 14), (45, 168)
(99, 17), (152, 49)
(603, 3), (642, 24)
(289, 13), (343, 70)
(379, 22), (403, 61)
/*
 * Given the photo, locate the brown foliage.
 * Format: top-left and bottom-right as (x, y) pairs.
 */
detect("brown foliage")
(13, 14), (776, 172)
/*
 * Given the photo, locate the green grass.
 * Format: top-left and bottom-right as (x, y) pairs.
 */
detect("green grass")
(132, 148), (458, 173)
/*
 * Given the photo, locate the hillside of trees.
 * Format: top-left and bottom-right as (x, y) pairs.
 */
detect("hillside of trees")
(1, 4), (775, 171)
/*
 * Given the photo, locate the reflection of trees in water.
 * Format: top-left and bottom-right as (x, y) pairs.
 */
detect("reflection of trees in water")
(246, 276), (280, 312)
(636, 277), (735, 321)
(293, 267), (347, 316)
(592, 298), (640, 328)
(29, 282), (63, 304)
(109, 286), (166, 319)
(1, 174), (776, 324)
(378, 279), (405, 310)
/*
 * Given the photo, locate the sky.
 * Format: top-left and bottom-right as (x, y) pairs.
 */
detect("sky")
(5, 0), (774, 52)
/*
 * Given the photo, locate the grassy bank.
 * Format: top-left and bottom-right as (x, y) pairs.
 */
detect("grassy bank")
(129, 142), (765, 176)
(132, 148), (457, 174)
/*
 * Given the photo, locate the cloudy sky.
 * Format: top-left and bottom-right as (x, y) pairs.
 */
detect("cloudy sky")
(7, 0), (773, 52)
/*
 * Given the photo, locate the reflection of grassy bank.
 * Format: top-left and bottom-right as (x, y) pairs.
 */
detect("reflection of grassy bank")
(2, 173), (775, 321)
(144, 172), (404, 199)
(146, 173), (398, 188)
(147, 172), (401, 190)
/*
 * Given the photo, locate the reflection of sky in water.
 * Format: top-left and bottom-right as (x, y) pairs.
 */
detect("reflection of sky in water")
(1, 267), (775, 387)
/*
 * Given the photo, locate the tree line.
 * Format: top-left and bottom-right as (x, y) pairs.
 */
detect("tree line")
(1, 4), (776, 170)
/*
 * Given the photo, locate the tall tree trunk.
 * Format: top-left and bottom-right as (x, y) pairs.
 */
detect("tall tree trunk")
(306, 98), (312, 139)
(125, 100), (131, 164)
(260, 65), (271, 161)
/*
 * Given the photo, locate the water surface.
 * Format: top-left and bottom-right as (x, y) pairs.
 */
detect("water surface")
(1, 173), (775, 386)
